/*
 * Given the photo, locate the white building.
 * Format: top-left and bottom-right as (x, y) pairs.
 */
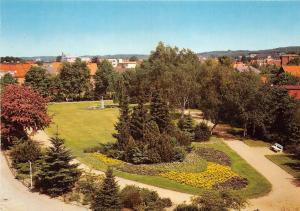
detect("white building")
(107, 59), (118, 68)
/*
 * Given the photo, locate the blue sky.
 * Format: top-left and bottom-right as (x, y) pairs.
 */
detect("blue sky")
(1, 1), (300, 57)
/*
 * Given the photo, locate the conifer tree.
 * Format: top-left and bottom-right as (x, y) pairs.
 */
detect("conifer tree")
(177, 114), (194, 134)
(130, 99), (147, 140)
(113, 87), (131, 150)
(150, 91), (171, 132)
(91, 168), (121, 211)
(35, 137), (81, 196)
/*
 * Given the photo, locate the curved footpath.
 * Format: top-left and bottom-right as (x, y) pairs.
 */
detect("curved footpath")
(0, 152), (88, 211)
(225, 140), (300, 211)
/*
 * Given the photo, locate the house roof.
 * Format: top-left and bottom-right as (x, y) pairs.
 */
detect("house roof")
(282, 65), (300, 77)
(87, 63), (97, 76)
(282, 85), (300, 90)
(0, 63), (33, 78)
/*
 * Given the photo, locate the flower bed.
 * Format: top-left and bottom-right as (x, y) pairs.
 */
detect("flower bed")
(159, 162), (238, 189)
(92, 153), (124, 165)
(194, 147), (231, 166)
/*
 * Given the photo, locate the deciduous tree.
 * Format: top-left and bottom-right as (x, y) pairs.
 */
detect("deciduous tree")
(1, 85), (51, 146)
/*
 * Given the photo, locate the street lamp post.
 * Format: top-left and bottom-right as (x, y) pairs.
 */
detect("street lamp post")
(28, 160), (33, 190)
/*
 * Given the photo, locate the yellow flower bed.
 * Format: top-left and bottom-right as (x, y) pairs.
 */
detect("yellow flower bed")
(159, 162), (238, 189)
(92, 153), (124, 165)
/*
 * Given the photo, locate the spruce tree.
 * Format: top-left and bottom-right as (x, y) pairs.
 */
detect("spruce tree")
(150, 91), (171, 132)
(178, 114), (194, 133)
(130, 99), (147, 140)
(91, 168), (121, 211)
(113, 88), (131, 150)
(35, 137), (81, 196)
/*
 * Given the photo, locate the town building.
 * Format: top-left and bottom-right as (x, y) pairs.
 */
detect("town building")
(282, 85), (300, 100)
(0, 63), (34, 83)
(280, 54), (299, 66)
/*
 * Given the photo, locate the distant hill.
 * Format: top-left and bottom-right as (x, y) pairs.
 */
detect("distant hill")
(198, 46), (300, 58)
(19, 46), (300, 62)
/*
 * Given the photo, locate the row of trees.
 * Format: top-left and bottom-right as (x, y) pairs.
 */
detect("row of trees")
(1, 58), (117, 101)
(116, 42), (300, 149)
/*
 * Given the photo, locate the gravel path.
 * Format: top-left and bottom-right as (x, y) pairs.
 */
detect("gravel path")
(0, 152), (88, 211)
(225, 140), (300, 211)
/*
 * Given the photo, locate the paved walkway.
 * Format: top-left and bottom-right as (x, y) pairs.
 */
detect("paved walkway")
(225, 140), (300, 211)
(0, 152), (88, 211)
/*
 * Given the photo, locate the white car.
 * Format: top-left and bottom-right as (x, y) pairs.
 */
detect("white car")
(270, 143), (283, 153)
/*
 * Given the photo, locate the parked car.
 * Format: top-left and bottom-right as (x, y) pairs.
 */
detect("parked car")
(270, 143), (283, 153)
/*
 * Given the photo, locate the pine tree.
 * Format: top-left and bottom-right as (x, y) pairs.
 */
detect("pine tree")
(35, 137), (81, 196)
(130, 100), (147, 140)
(150, 91), (171, 132)
(91, 168), (121, 211)
(178, 114), (194, 133)
(113, 88), (131, 150)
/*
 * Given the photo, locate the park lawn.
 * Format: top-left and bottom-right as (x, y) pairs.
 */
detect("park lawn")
(265, 154), (300, 178)
(46, 101), (271, 198)
(242, 139), (270, 147)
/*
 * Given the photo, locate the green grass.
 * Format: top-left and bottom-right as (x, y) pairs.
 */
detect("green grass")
(242, 139), (270, 147)
(266, 154), (300, 178)
(46, 101), (271, 198)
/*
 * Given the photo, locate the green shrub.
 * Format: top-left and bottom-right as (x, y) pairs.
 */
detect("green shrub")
(10, 139), (42, 165)
(194, 123), (211, 142)
(192, 190), (247, 211)
(175, 204), (201, 211)
(120, 185), (172, 211)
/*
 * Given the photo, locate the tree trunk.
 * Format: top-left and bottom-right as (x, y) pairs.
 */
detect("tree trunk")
(243, 123), (247, 137)
(211, 123), (217, 135)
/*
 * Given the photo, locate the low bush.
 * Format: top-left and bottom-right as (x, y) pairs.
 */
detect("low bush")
(10, 139), (42, 165)
(120, 185), (172, 211)
(192, 189), (247, 211)
(194, 147), (231, 166)
(213, 176), (248, 190)
(194, 123), (211, 142)
(83, 145), (102, 153)
(175, 204), (201, 211)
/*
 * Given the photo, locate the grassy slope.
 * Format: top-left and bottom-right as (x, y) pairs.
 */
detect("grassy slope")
(46, 101), (271, 198)
(266, 154), (300, 178)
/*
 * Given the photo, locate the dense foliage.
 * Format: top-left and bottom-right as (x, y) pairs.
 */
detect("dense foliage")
(1, 85), (51, 147)
(59, 59), (92, 100)
(120, 185), (172, 211)
(0, 73), (17, 87)
(194, 122), (211, 141)
(25, 66), (52, 97)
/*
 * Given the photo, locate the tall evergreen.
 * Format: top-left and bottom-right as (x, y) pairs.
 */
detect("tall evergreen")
(113, 88), (131, 150)
(178, 114), (194, 134)
(35, 137), (81, 196)
(150, 91), (171, 132)
(130, 99), (147, 140)
(91, 168), (121, 211)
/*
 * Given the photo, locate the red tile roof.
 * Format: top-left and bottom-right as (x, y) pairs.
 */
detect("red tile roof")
(0, 63), (33, 78)
(282, 65), (300, 77)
